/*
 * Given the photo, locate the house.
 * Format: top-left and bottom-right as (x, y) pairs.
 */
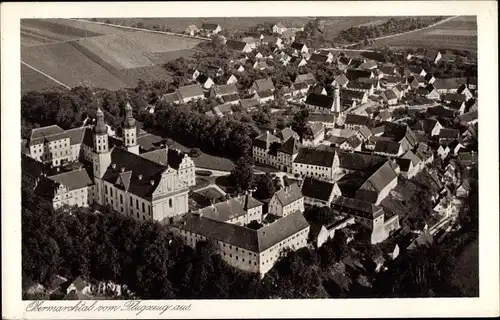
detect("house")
(380, 90), (398, 105)
(332, 196), (400, 244)
(234, 64), (245, 73)
(308, 113), (336, 130)
(295, 73), (316, 86)
(454, 110), (478, 126)
(268, 183), (304, 217)
(355, 160), (400, 205)
(63, 277), (92, 296)
(160, 91), (180, 105)
(184, 25), (199, 36)
(293, 147), (339, 181)
(457, 84), (474, 101)
(224, 74), (238, 85)
(375, 110), (393, 123)
(395, 152), (421, 179)
(456, 179), (471, 198)
(196, 74), (215, 90)
(359, 60), (378, 70)
(346, 69), (374, 81)
(417, 84), (441, 100)
(222, 93), (240, 105)
(290, 42), (308, 55)
(332, 74), (349, 88)
(373, 140), (403, 157)
(291, 82), (310, 98)
(441, 93), (467, 104)
(305, 94), (335, 113)
(300, 177), (342, 207)
(261, 35), (283, 48)
(382, 76), (406, 89)
(277, 52), (292, 66)
(339, 135), (362, 151)
(289, 56), (307, 67)
(177, 84), (205, 103)
(344, 113), (370, 130)
(196, 193), (263, 225)
(457, 151), (477, 168)
(250, 78), (275, 94)
(201, 23), (222, 35)
(433, 78), (467, 93)
(272, 22), (287, 34)
(241, 36), (258, 50)
(341, 89), (368, 104)
(379, 65), (397, 77)
(445, 100), (466, 115)
(213, 104), (233, 117)
(253, 60), (270, 70)
(353, 126), (372, 142)
(424, 73), (436, 84)
(302, 123), (325, 147)
(240, 98), (260, 111)
(276, 127), (300, 142)
(308, 53), (333, 64)
(210, 83), (238, 98)
(411, 119), (443, 136)
(439, 128), (461, 144)
(346, 82), (374, 95)
(424, 50), (442, 64)
(253, 90), (275, 104)
(207, 65), (224, 77)
(226, 39), (253, 53)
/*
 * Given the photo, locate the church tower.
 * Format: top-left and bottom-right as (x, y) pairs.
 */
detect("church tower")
(92, 107), (111, 181)
(123, 102), (139, 155)
(333, 83), (341, 113)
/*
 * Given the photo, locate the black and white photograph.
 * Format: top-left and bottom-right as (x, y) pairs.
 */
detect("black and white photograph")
(2, 1), (499, 319)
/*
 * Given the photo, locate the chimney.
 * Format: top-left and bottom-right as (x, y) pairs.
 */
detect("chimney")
(56, 167), (60, 172)
(120, 167), (125, 173)
(150, 180), (155, 186)
(112, 163), (116, 170)
(138, 174), (143, 180)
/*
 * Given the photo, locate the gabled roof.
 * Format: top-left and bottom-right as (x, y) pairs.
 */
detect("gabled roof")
(255, 89), (274, 99)
(278, 137), (300, 155)
(178, 84), (204, 100)
(347, 82), (373, 91)
(344, 135), (362, 148)
(293, 81), (309, 91)
(439, 128), (460, 139)
(253, 131), (281, 150)
(64, 127), (88, 145)
(273, 183), (303, 207)
(332, 196), (384, 219)
(359, 60), (378, 70)
(337, 150), (387, 171)
(301, 177), (338, 202)
(222, 93), (240, 103)
(357, 126), (372, 139)
(374, 139), (401, 155)
(294, 147), (336, 167)
(201, 23), (220, 31)
(424, 50), (441, 61)
(402, 150), (421, 166)
(48, 168), (94, 191)
(295, 73), (316, 85)
(308, 113), (336, 123)
(253, 78), (274, 91)
(291, 42), (306, 50)
(344, 113), (370, 126)
(22, 154), (45, 179)
(212, 83), (238, 96)
(196, 73), (211, 85)
(309, 53), (330, 62)
(305, 93), (334, 109)
(240, 98), (260, 109)
(356, 160), (399, 202)
(161, 91), (180, 104)
(346, 69), (373, 81)
(442, 93), (466, 102)
(333, 74), (349, 86)
(456, 110), (478, 123)
(395, 158), (413, 172)
(276, 127), (299, 142)
(341, 89), (367, 100)
(433, 78), (467, 90)
(29, 125), (69, 146)
(381, 90), (398, 100)
(304, 122), (324, 139)
(226, 40), (248, 51)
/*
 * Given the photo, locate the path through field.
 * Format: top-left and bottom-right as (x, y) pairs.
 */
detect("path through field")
(21, 61), (71, 90)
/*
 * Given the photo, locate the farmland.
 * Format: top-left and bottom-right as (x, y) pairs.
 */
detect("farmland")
(369, 16), (477, 51)
(21, 19), (204, 92)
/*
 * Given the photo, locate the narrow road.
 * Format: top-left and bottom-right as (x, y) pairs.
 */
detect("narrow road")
(65, 18), (211, 41)
(320, 15), (461, 51)
(21, 61), (72, 90)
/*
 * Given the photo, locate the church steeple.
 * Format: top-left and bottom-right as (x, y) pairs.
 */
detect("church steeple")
(93, 107), (109, 153)
(122, 102), (139, 155)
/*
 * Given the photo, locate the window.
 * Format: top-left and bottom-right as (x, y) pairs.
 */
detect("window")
(136, 199), (139, 209)
(142, 202), (145, 212)
(230, 254), (232, 258)
(130, 196), (133, 205)
(120, 194), (123, 204)
(110, 188), (113, 197)
(169, 199), (172, 208)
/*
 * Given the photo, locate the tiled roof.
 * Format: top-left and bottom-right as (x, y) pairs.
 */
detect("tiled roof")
(344, 113), (370, 126)
(345, 135), (362, 148)
(222, 93), (240, 103)
(161, 92), (180, 103)
(332, 196), (384, 219)
(294, 147), (336, 167)
(442, 93), (466, 102)
(295, 73), (316, 85)
(139, 148), (187, 170)
(136, 133), (166, 152)
(253, 131), (280, 150)
(278, 137), (300, 155)
(359, 60), (378, 70)
(305, 93), (334, 109)
(178, 84), (204, 100)
(456, 110), (478, 123)
(273, 183), (303, 207)
(202, 23), (220, 30)
(301, 177), (338, 202)
(199, 197), (248, 222)
(293, 81), (309, 91)
(308, 113), (336, 123)
(347, 82), (373, 91)
(256, 89), (274, 99)
(196, 73), (211, 85)
(64, 127), (88, 145)
(395, 158), (412, 172)
(226, 40), (248, 51)
(29, 125), (69, 146)
(381, 90), (398, 100)
(341, 89), (366, 100)
(291, 42), (306, 50)
(439, 128), (460, 139)
(276, 128), (299, 142)
(433, 78), (467, 90)
(346, 69), (373, 81)
(374, 140), (401, 155)
(175, 210), (309, 252)
(356, 160), (399, 203)
(304, 122), (324, 139)
(48, 167), (94, 191)
(213, 84), (238, 96)
(402, 150), (421, 166)
(253, 78), (274, 91)
(309, 53), (329, 62)
(334, 74), (349, 86)
(22, 154), (45, 179)
(240, 98), (260, 109)
(101, 147), (174, 198)
(337, 150), (387, 171)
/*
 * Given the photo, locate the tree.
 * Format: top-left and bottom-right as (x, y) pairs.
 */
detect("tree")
(230, 155), (254, 192)
(291, 107), (309, 139)
(254, 173), (276, 199)
(189, 148), (201, 158)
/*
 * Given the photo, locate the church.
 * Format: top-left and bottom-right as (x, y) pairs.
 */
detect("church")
(23, 104), (195, 224)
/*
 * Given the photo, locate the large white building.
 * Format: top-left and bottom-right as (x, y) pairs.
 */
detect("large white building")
(292, 147), (339, 181)
(25, 105), (195, 224)
(268, 183), (304, 217)
(170, 210), (310, 277)
(252, 129), (300, 173)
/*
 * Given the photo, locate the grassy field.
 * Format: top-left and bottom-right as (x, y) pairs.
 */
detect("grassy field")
(21, 18), (204, 92)
(369, 16), (477, 51)
(21, 63), (67, 93)
(449, 238), (479, 296)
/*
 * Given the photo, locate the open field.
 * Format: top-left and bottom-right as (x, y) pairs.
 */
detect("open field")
(21, 19), (102, 47)
(21, 18), (204, 91)
(369, 16), (477, 51)
(21, 63), (68, 93)
(96, 17), (312, 33)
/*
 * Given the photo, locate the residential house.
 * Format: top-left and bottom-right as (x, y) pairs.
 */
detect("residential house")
(305, 94), (335, 113)
(261, 35), (283, 48)
(250, 78), (275, 94)
(291, 82), (310, 99)
(346, 82), (374, 95)
(300, 177), (342, 207)
(353, 126), (372, 142)
(433, 78), (467, 94)
(241, 36), (258, 50)
(378, 65), (397, 77)
(272, 22), (287, 34)
(253, 60), (270, 71)
(210, 83), (238, 98)
(234, 64), (245, 73)
(346, 69), (374, 81)
(445, 100), (466, 115)
(201, 23), (222, 35)
(454, 110), (478, 126)
(315, 216), (356, 248)
(341, 89), (368, 104)
(456, 179), (471, 198)
(373, 139), (404, 157)
(380, 90), (398, 105)
(268, 183), (305, 217)
(375, 110), (393, 123)
(222, 93), (240, 106)
(382, 76), (406, 89)
(196, 193), (263, 225)
(424, 50), (442, 64)
(295, 73), (316, 86)
(339, 135), (362, 151)
(281, 29), (296, 44)
(424, 73), (436, 84)
(196, 74), (215, 90)
(293, 147), (339, 181)
(344, 113), (371, 130)
(224, 74), (238, 85)
(184, 25), (199, 36)
(177, 84), (205, 103)
(302, 123), (325, 147)
(457, 84), (474, 101)
(240, 98), (260, 111)
(411, 119), (443, 136)
(290, 42), (308, 55)
(308, 53), (333, 64)
(332, 74), (349, 88)
(253, 90), (275, 104)
(289, 56), (307, 67)
(63, 277), (92, 296)
(226, 40), (253, 53)
(439, 128), (461, 144)
(359, 60), (378, 70)
(308, 113), (336, 130)
(441, 93), (467, 104)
